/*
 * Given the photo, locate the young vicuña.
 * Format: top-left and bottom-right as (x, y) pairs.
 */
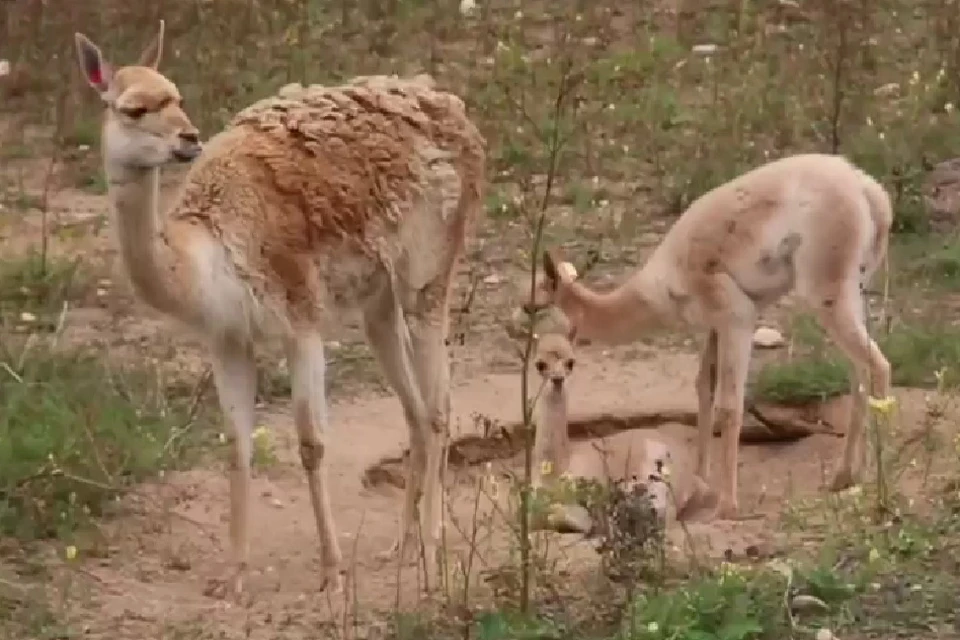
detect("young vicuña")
(529, 331), (716, 533)
(527, 153), (892, 520)
(74, 21), (485, 596)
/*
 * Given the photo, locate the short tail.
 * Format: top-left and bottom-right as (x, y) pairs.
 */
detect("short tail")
(860, 173), (893, 324)
(860, 172), (894, 277)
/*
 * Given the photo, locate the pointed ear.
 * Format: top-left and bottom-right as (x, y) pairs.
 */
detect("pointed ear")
(137, 20), (165, 69)
(74, 32), (112, 93)
(542, 249), (559, 288)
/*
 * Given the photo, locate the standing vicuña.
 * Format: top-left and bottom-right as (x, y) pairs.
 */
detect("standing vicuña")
(527, 153), (892, 520)
(529, 331), (716, 532)
(74, 21), (485, 596)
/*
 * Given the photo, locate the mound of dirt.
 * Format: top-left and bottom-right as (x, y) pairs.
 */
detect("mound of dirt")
(362, 395), (849, 490)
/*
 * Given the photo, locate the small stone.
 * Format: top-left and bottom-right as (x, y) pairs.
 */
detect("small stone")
(874, 82), (900, 97)
(753, 326), (785, 349)
(19, 311), (36, 322)
(638, 232), (661, 246)
(483, 273), (503, 285)
(791, 594), (830, 613)
(270, 498), (284, 509)
(815, 629), (834, 640)
(692, 44), (718, 55)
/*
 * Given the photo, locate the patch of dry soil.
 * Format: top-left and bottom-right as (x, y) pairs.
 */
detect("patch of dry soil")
(58, 344), (918, 640)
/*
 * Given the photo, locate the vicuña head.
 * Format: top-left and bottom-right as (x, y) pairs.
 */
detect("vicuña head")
(533, 328), (577, 394)
(74, 21), (202, 171)
(525, 250), (578, 318)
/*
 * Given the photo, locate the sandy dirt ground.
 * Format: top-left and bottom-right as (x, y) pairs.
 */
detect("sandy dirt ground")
(50, 343), (927, 640)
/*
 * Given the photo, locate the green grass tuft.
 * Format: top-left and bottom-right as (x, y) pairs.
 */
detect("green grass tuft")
(754, 358), (851, 406)
(0, 253), (88, 330)
(754, 321), (960, 404)
(0, 342), (212, 541)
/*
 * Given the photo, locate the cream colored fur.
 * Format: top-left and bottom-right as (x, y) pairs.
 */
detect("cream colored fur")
(530, 154), (893, 520)
(75, 22), (485, 597)
(529, 333), (715, 533)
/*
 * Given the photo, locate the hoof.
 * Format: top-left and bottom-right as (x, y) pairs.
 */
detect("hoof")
(320, 566), (346, 594)
(375, 537), (417, 567)
(713, 500), (740, 521)
(677, 488), (718, 523)
(202, 566), (245, 601)
(829, 467), (860, 493)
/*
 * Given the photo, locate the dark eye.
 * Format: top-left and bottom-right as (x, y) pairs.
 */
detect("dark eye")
(121, 107), (148, 119)
(535, 361), (547, 374)
(565, 359), (575, 371)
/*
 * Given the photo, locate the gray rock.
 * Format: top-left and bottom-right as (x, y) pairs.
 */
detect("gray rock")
(924, 158), (960, 232)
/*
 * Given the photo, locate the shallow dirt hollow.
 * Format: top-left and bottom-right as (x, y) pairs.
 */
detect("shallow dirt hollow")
(54, 341), (910, 640)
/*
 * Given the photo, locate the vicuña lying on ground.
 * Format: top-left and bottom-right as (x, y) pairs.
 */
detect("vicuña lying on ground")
(528, 330), (716, 533)
(74, 21), (485, 596)
(527, 153), (892, 521)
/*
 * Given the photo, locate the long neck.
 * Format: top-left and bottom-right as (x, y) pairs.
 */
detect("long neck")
(558, 273), (665, 345)
(106, 162), (182, 319)
(532, 387), (571, 487)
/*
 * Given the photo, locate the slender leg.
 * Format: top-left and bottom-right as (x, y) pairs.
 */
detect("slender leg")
(816, 293), (891, 491)
(285, 334), (344, 592)
(362, 290), (429, 571)
(675, 473), (718, 522)
(712, 323), (755, 520)
(205, 338), (257, 599)
(694, 330), (718, 480)
(405, 288), (453, 591)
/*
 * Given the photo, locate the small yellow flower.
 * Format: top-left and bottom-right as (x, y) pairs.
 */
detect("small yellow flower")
(868, 547), (880, 563)
(540, 460), (553, 476)
(646, 621), (659, 633)
(934, 367), (947, 385)
(252, 426), (270, 442)
(65, 545), (77, 561)
(867, 395), (897, 416)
